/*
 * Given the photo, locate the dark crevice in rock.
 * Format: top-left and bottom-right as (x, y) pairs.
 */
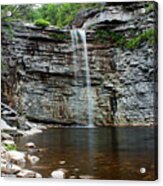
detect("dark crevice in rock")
(26, 115), (77, 126)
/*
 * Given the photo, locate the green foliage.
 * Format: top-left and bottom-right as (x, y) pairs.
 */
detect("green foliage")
(1, 56), (7, 71)
(1, 3), (156, 29)
(95, 28), (155, 50)
(1, 3), (156, 50)
(145, 2), (155, 14)
(34, 18), (50, 28)
(125, 29), (155, 49)
(1, 3), (105, 28)
(95, 29), (126, 45)
(4, 144), (17, 151)
(38, 3), (104, 28)
(1, 5), (38, 39)
(1, 5), (37, 23)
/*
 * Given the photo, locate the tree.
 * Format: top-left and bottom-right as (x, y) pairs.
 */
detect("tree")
(1, 5), (38, 23)
(1, 3), (104, 28)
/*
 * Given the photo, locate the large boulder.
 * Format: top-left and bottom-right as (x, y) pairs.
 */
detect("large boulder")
(2, 140), (15, 146)
(51, 169), (66, 179)
(16, 169), (42, 178)
(27, 154), (40, 165)
(5, 150), (26, 167)
(1, 119), (16, 131)
(1, 163), (21, 174)
(2, 140), (16, 151)
(25, 142), (36, 148)
(1, 132), (14, 141)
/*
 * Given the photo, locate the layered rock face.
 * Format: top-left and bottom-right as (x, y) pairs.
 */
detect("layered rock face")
(1, 2), (157, 126)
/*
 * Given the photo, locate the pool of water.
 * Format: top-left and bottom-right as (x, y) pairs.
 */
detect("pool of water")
(15, 127), (157, 180)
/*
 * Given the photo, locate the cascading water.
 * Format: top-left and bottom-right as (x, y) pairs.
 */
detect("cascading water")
(70, 30), (80, 125)
(71, 29), (94, 127)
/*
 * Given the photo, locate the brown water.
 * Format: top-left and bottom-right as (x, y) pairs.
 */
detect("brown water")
(15, 127), (157, 180)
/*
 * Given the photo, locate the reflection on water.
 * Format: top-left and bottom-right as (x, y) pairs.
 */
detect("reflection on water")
(15, 127), (157, 180)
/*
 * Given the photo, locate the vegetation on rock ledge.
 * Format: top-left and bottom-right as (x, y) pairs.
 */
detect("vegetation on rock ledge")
(95, 28), (155, 50)
(1, 3), (104, 28)
(145, 2), (155, 14)
(4, 144), (17, 151)
(34, 19), (50, 28)
(48, 32), (71, 41)
(125, 29), (155, 49)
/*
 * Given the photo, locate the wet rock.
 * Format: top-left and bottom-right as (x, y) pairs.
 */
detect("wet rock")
(59, 160), (66, 165)
(14, 131), (24, 137)
(25, 121), (37, 128)
(17, 169), (42, 178)
(26, 148), (40, 154)
(24, 128), (42, 136)
(1, 163), (21, 174)
(1, 132), (14, 141)
(69, 175), (76, 179)
(79, 175), (94, 179)
(25, 142), (36, 148)
(17, 116), (26, 127)
(2, 140), (15, 146)
(19, 123), (31, 131)
(37, 125), (47, 130)
(27, 154), (40, 165)
(74, 168), (80, 172)
(35, 173), (42, 178)
(5, 150), (26, 167)
(1, 147), (7, 159)
(51, 169), (66, 179)
(1, 173), (17, 177)
(1, 103), (17, 116)
(1, 119), (17, 132)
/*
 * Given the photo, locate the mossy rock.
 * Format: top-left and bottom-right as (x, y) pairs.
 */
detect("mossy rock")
(4, 144), (17, 151)
(34, 19), (50, 28)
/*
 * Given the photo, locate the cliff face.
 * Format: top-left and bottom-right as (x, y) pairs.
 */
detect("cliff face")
(1, 2), (157, 126)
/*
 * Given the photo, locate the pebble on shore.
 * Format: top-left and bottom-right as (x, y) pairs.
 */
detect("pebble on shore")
(51, 169), (65, 179)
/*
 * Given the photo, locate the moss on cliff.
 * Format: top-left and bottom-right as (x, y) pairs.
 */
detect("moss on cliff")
(126, 28), (155, 49)
(145, 2), (155, 14)
(95, 29), (126, 45)
(48, 32), (71, 41)
(95, 28), (155, 50)
(34, 19), (50, 28)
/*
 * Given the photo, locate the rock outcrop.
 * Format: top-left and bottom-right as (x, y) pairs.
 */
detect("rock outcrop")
(1, 2), (157, 126)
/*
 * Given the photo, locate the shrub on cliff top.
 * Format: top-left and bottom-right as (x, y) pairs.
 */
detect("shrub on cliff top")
(34, 19), (50, 28)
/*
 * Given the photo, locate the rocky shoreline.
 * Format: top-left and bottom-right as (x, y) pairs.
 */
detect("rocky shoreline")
(1, 102), (45, 178)
(1, 118), (44, 178)
(1, 102), (71, 178)
(1, 102), (155, 178)
(1, 118), (69, 178)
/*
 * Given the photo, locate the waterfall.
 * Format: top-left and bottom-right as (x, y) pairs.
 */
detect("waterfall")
(70, 30), (80, 124)
(78, 30), (94, 127)
(71, 29), (94, 127)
